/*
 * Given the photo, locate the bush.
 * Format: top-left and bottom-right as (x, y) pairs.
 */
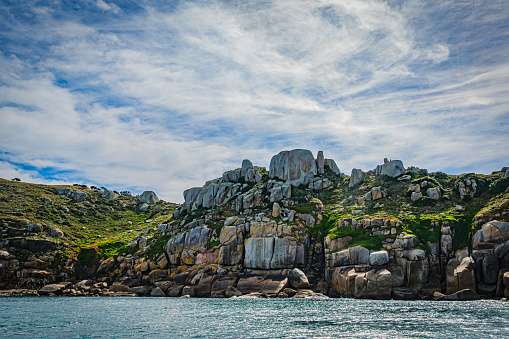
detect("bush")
(431, 171), (448, 179)
(412, 196), (435, 206)
(489, 177), (509, 194)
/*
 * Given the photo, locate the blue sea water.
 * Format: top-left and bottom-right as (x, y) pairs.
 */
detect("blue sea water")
(1, 297), (508, 338)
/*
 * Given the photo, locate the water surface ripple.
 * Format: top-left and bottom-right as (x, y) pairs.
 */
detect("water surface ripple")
(1, 297), (508, 338)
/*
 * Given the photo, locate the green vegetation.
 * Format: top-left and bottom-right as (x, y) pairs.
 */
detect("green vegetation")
(489, 177), (509, 194)
(1, 161), (508, 268)
(206, 240), (220, 248)
(0, 178), (178, 261)
(316, 168), (508, 252)
(291, 202), (319, 214)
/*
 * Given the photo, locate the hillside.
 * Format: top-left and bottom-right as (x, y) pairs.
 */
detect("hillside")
(1, 150), (509, 300)
(0, 179), (177, 286)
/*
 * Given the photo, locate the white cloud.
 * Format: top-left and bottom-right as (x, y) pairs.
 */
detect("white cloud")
(96, 0), (120, 14)
(0, 0), (508, 202)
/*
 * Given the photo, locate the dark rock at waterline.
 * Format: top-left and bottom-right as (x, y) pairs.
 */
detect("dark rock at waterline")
(435, 289), (480, 301)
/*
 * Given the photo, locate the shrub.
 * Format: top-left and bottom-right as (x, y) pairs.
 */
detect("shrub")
(489, 177), (509, 194)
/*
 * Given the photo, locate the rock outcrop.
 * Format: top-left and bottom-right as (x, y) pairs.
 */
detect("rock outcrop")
(375, 159), (405, 178)
(1, 149), (508, 301)
(138, 191), (159, 204)
(269, 149), (317, 186)
(349, 169), (364, 187)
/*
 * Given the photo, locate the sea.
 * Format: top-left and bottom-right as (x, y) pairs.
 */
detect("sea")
(1, 297), (508, 338)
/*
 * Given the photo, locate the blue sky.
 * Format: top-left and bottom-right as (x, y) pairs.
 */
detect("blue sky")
(0, 0), (508, 202)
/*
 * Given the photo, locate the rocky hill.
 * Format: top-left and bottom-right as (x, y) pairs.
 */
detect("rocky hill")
(1, 149), (509, 300)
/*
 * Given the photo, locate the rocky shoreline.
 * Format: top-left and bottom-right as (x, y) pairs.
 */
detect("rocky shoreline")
(2, 149), (509, 302)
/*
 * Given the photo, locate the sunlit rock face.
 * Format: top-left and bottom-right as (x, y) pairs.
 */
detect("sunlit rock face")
(269, 149), (317, 187)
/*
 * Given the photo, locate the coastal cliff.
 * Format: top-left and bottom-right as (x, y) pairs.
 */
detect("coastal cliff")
(1, 149), (509, 300)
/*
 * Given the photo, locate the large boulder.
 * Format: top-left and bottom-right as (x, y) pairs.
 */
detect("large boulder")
(241, 159), (254, 177)
(377, 159), (405, 178)
(194, 275), (216, 297)
(138, 191), (159, 204)
(426, 188), (441, 200)
(371, 187), (383, 200)
(328, 249), (351, 267)
(288, 268), (310, 289)
(218, 226), (244, 266)
(182, 187), (202, 211)
(211, 276), (239, 297)
(164, 225), (212, 265)
(386, 263), (405, 287)
(482, 255), (499, 284)
(244, 236), (305, 269)
(324, 235), (352, 253)
(223, 169), (241, 183)
(405, 258), (430, 291)
(472, 221), (509, 250)
(271, 237), (301, 269)
(324, 159), (341, 176)
(369, 251), (389, 266)
(411, 192), (422, 202)
(327, 246), (369, 267)
(38, 282), (71, 295)
(316, 151), (325, 174)
(225, 286), (242, 298)
(244, 237), (274, 269)
(393, 234), (419, 250)
(149, 269), (168, 284)
(167, 285), (184, 297)
(349, 168), (364, 187)
(330, 267), (391, 299)
(269, 149), (317, 186)
(101, 188), (118, 200)
(446, 257), (476, 295)
(236, 275), (288, 296)
(349, 246), (370, 265)
(184, 225), (212, 251)
(262, 276), (288, 295)
(272, 202), (281, 218)
(236, 276), (266, 294)
(71, 191), (88, 202)
(436, 289), (480, 301)
(363, 269), (392, 299)
(392, 287), (418, 300)
(403, 249), (426, 261)
(150, 287), (166, 297)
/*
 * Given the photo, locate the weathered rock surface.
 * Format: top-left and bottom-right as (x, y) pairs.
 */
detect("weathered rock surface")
(324, 159), (341, 176)
(269, 149), (317, 186)
(327, 246), (370, 267)
(151, 287), (166, 297)
(244, 236), (305, 269)
(473, 221), (509, 250)
(138, 191), (159, 204)
(330, 267), (391, 299)
(289, 268), (310, 289)
(436, 289), (480, 301)
(38, 282), (72, 295)
(102, 188), (118, 200)
(71, 191), (88, 202)
(369, 251), (389, 266)
(349, 169), (364, 187)
(376, 159), (405, 178)
(426, 188), (441, 200)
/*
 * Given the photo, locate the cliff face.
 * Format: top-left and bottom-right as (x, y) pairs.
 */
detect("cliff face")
(1, 151), (509, 299)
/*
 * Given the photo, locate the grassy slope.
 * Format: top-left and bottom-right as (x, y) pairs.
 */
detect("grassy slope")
(319, 169), (509, 251)
(1, 166), (507, 267)
(0, 178), (178, 263)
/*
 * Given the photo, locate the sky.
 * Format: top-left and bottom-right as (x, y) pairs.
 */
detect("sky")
(0, 0), (508, 203)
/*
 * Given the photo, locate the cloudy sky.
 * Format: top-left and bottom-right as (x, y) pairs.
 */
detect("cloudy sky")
(0, 0), (508, 202)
